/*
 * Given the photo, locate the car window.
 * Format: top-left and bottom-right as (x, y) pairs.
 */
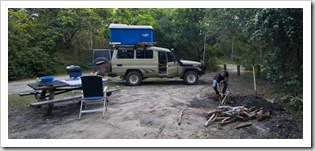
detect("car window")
(93, 49), (111, 62)
(117, 50), (134, 59)
(136, 50), (153, 59)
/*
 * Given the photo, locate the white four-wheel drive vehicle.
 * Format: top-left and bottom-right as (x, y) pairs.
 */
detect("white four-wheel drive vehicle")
(92, 45), (206, 86)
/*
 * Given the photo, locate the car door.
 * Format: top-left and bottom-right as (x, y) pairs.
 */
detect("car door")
(166, 52), (178, 77)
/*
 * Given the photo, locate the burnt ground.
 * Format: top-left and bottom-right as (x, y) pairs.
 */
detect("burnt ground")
(7, 69), (303, 142)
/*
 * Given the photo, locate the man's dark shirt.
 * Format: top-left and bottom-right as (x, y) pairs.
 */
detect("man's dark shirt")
(214, 71), (229, 83)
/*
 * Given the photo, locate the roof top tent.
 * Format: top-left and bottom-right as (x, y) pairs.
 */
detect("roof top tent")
(109, 24), (154, 46)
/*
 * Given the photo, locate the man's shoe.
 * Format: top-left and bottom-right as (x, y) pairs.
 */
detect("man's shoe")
(212, 94), (220, 101)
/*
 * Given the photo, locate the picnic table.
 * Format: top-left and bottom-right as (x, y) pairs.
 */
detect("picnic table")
(20, 78), (120, 115)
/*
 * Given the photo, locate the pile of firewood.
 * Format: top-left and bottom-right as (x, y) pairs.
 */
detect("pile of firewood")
(203, 105), (270, 128)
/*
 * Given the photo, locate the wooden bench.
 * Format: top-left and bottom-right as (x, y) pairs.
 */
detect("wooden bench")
(19, 90), (41, 96)
(30, 88), (121, 106)
(31, 95), (81, 106)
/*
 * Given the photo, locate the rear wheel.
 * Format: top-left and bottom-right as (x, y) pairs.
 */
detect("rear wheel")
(183, 71), (199, 85)
(126, 71), (142, 86)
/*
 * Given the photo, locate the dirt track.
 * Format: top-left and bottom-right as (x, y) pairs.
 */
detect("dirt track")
(8, 65), (302, 140)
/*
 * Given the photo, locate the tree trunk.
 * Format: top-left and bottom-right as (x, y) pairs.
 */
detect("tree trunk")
(231, 36), (234, 59)
(255, 65), (260, 78)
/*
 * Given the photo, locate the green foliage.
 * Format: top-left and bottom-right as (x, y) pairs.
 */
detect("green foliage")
(9, 47), (56, 80)
(8, 9), (56, 80)
(205, 43), (223, 71)
(53, 51), (92, 74)
(114, 8), (157, 27)
(280, 94), (303, 121)
(155, 8), (207, 62)
(232, 56), (241, 64)
(252, 8), (303, 88)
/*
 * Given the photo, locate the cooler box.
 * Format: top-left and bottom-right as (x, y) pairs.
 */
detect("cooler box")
(66, 65), (82, 79)
(109, 24), (153, 45)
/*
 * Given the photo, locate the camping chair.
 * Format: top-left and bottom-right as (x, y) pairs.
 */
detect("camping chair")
(79, 76), (107, 119)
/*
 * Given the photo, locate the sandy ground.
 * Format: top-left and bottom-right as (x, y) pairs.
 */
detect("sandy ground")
(7, 65), (302, 142)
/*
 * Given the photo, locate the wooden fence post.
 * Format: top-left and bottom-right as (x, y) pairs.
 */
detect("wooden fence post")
(237, 64), (240, 76)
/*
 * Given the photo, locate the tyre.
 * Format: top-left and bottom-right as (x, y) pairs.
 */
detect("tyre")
(183, 71), (199, 85)
(126, 71), (142, 86)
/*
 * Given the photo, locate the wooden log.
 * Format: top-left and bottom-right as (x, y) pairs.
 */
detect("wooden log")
(178, 109), (185, 125)
(235, 121), (252, 129)
(256, 111), (270, 121)
(220, 117), (237, 126)
(257, 109), (264, 115)
(222, 112), (246, 121)
(203, 109), (220, 118)
(248, 106), (255, 112)
(211, 114), (218, 122)
(204, 113), (216, 127)
(213, 116), (229, 121)
(243, 111), (255, 119)
(217, 105), (234, 110)
(220, 92), (231, 105)
(221, 117), (232, 123)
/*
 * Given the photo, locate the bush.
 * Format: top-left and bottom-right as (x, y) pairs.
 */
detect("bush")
(206, 57), (220, 72)
(280, 94), (303, 121)
(205, 43), (222, 72)
(8, 47), (56, 80)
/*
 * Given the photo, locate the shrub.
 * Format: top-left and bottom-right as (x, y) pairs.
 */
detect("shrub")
(8, 47), (56, 80)
(280, 94), (303, 121)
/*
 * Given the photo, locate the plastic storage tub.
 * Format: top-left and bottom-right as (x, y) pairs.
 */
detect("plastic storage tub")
(40, 76), (54, 82)
(109, 24), (153, 45)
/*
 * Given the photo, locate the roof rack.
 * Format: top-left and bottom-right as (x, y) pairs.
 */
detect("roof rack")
(112, 42), (157, 49)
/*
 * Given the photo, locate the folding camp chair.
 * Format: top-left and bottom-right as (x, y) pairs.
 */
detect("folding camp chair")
(79, 76), (107, 119)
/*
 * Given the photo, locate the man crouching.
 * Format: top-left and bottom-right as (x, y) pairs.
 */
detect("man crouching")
(212, 70), (229, 98)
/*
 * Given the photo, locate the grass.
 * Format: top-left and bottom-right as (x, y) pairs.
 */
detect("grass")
(266, 85), (303, 122)
(8, 94), (35, 109)
(53, 51), (93, 75)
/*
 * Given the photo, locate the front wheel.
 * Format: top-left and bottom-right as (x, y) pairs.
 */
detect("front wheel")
(126, 71), (142, 86)
(183, 71), (199, 85)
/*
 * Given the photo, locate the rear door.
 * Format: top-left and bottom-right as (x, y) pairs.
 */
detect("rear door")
(166, 52), (178, 77)
(93, 49), (112, 74)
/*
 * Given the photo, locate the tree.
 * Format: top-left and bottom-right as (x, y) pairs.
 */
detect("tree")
(253, 8), (303, 92)
(8, 9), (55, 80)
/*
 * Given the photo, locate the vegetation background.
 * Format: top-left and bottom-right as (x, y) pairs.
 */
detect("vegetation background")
(8, 8), (303, 120)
